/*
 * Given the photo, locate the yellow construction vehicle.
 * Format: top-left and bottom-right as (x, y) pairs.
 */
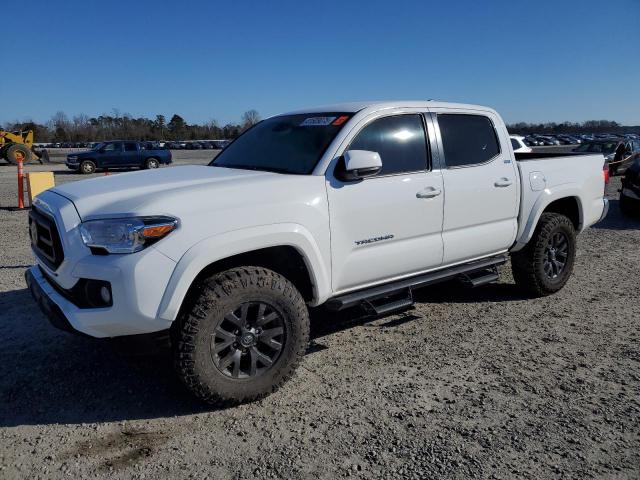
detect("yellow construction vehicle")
(0, 129), (46, 164)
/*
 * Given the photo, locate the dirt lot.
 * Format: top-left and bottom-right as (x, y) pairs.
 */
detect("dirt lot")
(0, 154), (638, 479)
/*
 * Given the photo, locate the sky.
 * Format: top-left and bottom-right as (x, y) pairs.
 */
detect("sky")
(2, 0), (639, 126)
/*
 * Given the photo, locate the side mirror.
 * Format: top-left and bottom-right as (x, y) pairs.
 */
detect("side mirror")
(337, 150), (382, 181)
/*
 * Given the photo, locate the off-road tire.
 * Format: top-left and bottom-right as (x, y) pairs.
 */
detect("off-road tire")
(5, 144), (32, 165)
(511, 212), (576, 297)
(145, 157), (159, 169)
(80, 160), (96, 174)
(174, 267), (309, 405)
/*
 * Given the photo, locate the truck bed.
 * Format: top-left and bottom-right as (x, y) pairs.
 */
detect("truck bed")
(513, 152), (606, 249)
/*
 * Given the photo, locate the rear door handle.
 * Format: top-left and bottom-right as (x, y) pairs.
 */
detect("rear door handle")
(494, 177), (512, 187)
(416, 187), (442, 199)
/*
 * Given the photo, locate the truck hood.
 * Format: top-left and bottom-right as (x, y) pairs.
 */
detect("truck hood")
(52, 165), (274, 219)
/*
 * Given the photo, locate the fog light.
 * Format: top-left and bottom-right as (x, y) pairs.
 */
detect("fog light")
(100, 286), (112, 304)
(83, 280), (113, 307)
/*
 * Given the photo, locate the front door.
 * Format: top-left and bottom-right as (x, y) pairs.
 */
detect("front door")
(327, 113), (444, 292)
(430, 109), (519, 264)
(99, 142), (123, 167)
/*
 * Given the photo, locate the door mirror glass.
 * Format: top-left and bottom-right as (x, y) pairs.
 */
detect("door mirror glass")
(338, 150), (382, 181)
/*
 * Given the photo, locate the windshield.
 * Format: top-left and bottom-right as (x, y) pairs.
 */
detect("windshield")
(575, 142), (617, 154)
(92, 142), (105, 150)
(211, 113), (351, 174)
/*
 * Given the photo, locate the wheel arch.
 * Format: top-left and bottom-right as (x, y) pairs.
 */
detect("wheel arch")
(513, 190), (584, 251)
(156, 224), (331, 322)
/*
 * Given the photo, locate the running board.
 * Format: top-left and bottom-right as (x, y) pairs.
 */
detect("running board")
(459, 267), (500, 287)
(325, 254), (508, 311)
(362, 288), (414, 317)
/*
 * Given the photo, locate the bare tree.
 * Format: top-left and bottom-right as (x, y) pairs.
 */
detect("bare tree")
(241, 110), (261, 129)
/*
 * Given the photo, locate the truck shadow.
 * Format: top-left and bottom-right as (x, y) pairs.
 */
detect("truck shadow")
(593, 198), (640, 230)
(0, 279), (528, 427)
(0, 287), (210, 428)
(309, 281), (530, 342)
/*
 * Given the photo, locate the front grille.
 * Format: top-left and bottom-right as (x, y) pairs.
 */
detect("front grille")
(29, 207), (64, 270)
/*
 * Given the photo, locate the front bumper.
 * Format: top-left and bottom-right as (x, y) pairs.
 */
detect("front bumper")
(25, 267), (84, 336)
(25, 251), (175, 338)
(27, 191), (178, 338)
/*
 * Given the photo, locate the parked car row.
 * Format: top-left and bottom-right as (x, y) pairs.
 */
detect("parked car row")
(574, 139), (640, 175)
(40, 140), (232, 150)
(514, 133), (639, 147)
(164, 140), (231, 150)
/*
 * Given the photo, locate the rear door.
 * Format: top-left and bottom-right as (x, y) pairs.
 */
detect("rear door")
(121, 142), (140, 166)
(430, 109), (519, 264)
(326, 111), (444, 292)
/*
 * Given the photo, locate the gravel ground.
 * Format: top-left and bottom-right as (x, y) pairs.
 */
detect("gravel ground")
(0, 154), (638, 479)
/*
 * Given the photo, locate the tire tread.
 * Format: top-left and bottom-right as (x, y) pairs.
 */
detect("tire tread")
(174, 266), (309, 406)
(511, 212), (576, 297)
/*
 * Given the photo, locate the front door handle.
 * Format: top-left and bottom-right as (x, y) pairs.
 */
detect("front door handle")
(416, 187), (442, 199)
(494, 177), (512, 187)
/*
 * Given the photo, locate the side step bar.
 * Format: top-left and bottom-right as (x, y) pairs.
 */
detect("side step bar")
(325, 254), (508, 312)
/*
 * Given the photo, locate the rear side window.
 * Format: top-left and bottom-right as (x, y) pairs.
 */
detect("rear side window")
(510, 138), (520, 150)
(438, 114), (500, 167)
(349, 114), (428, 175)
(124, 142), (137, 152)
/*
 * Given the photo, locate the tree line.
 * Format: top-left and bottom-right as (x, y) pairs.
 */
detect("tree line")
(2, 109), (262, 143)
(3, 113), (638, 143)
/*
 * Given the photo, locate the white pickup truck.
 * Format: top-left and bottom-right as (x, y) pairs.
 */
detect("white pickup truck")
(25, 101), (609, 404)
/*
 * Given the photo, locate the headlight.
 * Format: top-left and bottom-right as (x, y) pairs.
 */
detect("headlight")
(79, 216), (177, 254)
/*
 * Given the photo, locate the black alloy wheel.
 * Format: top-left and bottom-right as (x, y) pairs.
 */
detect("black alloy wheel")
(211, 302), (286, 379)
(542, 232), (569, 279)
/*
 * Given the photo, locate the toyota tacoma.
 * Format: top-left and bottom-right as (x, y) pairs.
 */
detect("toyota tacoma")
(26, 101), (609, 404)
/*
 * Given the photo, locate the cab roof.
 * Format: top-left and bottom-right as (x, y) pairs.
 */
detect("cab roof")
(282, 100), (497, 116)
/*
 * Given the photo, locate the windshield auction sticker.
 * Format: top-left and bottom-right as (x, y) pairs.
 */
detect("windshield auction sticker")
(300, 117), (336, 126)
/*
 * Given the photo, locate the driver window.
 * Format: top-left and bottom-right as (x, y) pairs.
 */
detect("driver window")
(348, 115), (429, 176)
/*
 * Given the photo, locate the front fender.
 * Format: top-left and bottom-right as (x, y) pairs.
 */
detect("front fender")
(156, 223), (331, 321)
(511, 185), (584, 251)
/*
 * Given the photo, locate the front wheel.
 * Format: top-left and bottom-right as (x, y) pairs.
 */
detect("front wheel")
(80, 160), (96, 174)
(511, 212), (577, 297)
(174, 267), (309, 405)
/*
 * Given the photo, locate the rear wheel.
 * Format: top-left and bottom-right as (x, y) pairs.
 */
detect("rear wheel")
(80, 160), (96, 174)
(145, 157), (159, 169)
(174, 267), (309, 405)
(511, 212), (576, 297)
(5, 144), (32, 165)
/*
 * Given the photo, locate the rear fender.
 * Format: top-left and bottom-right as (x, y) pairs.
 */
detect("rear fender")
(512, 186), (584, 251)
